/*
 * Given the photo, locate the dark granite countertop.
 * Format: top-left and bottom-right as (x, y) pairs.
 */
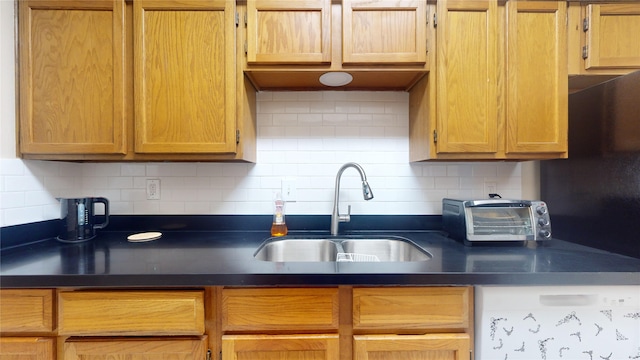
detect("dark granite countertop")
(1, 215), (639, 288)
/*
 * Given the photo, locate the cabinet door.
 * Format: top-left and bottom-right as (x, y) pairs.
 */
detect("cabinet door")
(134, 0), (236, 154)
(0, 338), (54, 360)
(222, 334), (339, 360)
(585, 4), (640, 70)
(505, 1), (567, 155)
(18, 0), (126, 155)
(246, 0), (331, 64)
(435, 0), (499, 154)
(343, 0), (427, 64)
(353, 334), (470, 360)
(63, 337), (206, 360)
(0, 290), (54, 333)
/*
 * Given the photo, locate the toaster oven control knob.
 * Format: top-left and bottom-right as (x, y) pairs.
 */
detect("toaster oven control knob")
(536, 206), (547, 215)
(539, 229), (551, 238)
(538, 218), (550, 226)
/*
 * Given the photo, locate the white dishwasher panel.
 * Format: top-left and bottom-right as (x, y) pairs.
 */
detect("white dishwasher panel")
(475, 286), (640, 360)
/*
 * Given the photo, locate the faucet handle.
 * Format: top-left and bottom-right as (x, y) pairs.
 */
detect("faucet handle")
(339, 205), (351, 223)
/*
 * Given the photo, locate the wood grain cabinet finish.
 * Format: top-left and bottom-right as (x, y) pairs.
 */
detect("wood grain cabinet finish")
(58, 290), (205, 336)
(410, 0), (567, 161)
(246, 0), (331, 64)
(222, 334), (339, 360)
(63, 337), (207, 360)
(342, 0), (427, 65)
(0, 338), (55, 360)
(18, 0), (126, 155)
(353, 334), (470, 360)
(352, 287), (471, 333)
(584, 3), (640, 70)
(134, 0), (237, 154)
(222, 288), (339, 332)
(0, 289), (54, 333)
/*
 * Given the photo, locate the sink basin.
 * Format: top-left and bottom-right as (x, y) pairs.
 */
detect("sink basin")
(340, 239), (432, 262)
(253, 239), (339, 262)
(254, 236), (431, 262)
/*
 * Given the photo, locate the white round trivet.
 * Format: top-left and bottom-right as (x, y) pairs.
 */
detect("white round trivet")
(127, 232), (162, 242)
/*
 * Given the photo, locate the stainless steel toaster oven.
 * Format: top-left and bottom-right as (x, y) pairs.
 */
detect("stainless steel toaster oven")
(442, 198), (552, 244)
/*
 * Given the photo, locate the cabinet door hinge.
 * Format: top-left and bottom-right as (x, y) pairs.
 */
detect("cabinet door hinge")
(236, 129), (240, 144)
(582, 17), (589, 32)
(433, 130), (438, 143)
(206, 349), (212, 360)
(235, 12), (239, 27)
(582, 45), (589, 59)
(244, 12), (248, 27)
(433, 12), (437, 28)
(244, 42), (247, 55)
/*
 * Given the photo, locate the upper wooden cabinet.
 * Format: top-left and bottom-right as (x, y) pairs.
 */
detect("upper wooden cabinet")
(18, 0), (257, 162)
(569, 2), (640, 76)
(342, 0), (427, 65)
(18, 0), (126, 155)
(246, 0), (331, 64)
(410, 0), (567, 161)
(242, 0), (430, 90)
(134, 0), (237, 154)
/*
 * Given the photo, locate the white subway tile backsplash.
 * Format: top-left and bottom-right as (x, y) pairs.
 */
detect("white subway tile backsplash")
(0, 91), (524, 227)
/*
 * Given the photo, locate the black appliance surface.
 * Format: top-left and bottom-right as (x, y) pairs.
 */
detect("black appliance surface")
(541, 70), (640, 258)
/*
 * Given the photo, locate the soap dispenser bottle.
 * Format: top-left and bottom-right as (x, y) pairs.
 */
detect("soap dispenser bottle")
(271, 193), (288, 237)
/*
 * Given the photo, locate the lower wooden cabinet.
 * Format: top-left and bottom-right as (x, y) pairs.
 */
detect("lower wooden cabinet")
(222, 334), (339, 360)
(63, 337), (207, 360)
(0, 337), (54, 360)
(353, 334), (470, 360)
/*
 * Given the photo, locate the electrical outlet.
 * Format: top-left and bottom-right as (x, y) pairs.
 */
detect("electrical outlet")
(146, 179), (161, 200)
(281, 178), (297, 202)
(484, 181), (497, 197)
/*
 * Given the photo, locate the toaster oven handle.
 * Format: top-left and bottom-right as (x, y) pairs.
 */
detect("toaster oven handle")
(465, 199), (530, 207)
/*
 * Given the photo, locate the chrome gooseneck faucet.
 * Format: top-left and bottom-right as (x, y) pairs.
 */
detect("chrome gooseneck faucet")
(331, 162), (374, 236)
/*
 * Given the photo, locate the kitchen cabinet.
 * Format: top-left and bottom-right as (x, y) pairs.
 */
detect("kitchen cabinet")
(568, 2), (640, 75)
(221, 286), (473, 360)
(63, 337), (207, 360)
(0, 338), (55, 360)
(0, 290), (55, 360)
(246, 0), (331, 64)
(242, 0), (429, 90)
(352, 287), (472, 359)
(17, 0), (127, 156)
(18, 0), (256, 162)
(353, 334), (470, 360)
(409, 0), (567, 161)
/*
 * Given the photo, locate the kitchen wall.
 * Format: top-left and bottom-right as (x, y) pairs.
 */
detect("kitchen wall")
(0, 2), (528, 228)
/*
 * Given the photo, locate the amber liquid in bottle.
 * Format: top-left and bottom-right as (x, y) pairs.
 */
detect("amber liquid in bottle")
(271, 200), (287, 236)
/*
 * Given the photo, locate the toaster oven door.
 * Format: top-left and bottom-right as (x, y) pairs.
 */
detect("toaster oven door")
(464, 206), (534, 241)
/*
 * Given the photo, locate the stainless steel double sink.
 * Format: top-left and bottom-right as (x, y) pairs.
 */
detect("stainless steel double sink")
(254, 236), (432, 262)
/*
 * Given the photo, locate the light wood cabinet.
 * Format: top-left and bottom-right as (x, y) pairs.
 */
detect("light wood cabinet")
(58, 290), (204, 336)
(342, 0), (427, 65)
(0, 338), (55, 360)
(353, 334), (470, 360)
(246, 0), (331, 64)
(222, 334), (340, 360)
(410, 0), (567, 161)
(63, 337), (207, 360)
(18, 0), (256, 162)
(569, 2), (640, 75)
(18, 0), (126, 156)
(0, 290), (55, 360)
(134, 0), (237, 155)
(222, 288), (339, 332)
(0, 289), (54, 333)
(242, 0), (429, 90)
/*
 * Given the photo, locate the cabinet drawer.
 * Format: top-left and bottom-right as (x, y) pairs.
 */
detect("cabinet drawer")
(0, 289), (54, 333)
(222, 288), (339, 332)
(63, 336), (207, 360)
(58, 290), (204, 336)
(353, 287), (471, 332)
(353, 333), (470, 360)
(222, 334), (339, 360)
(0, 337), (55, 359)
